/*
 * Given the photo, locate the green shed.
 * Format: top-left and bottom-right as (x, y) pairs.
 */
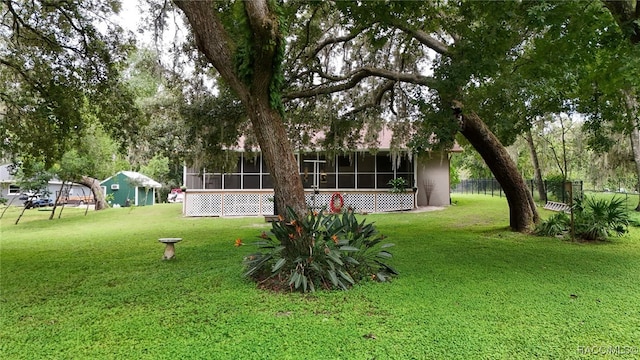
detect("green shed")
(101, 171), (162, 207)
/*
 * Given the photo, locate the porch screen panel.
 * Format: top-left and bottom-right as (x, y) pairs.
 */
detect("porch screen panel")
(244, 155), (260, 173)
(357, 174), (375, 189)
(224, 174), (241, 189)
(262, 175), (274, 189)
(300, 155), (315, 188)
(376, 154), (393, 172)
(338, 155), (355, 172)
(397, 156), (412, 172)
(244, 175), (260, 189)
(396, 173), (414, 187)
(320, 172), (336, 189)
(186, 175), (203, 189)
(358, 154), (375, 172)
(338, 174), (355, 188)
(377, 173), (394, 189)
(204, 174), (222, 189)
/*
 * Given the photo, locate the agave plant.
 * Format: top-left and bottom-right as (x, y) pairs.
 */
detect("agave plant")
(243, 207), (398, 292)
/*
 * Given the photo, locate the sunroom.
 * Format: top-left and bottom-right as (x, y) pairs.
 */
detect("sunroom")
(182, 143), (455, 217)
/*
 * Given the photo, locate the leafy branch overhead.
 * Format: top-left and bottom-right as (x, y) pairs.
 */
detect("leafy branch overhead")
(0, 0), (138, 166)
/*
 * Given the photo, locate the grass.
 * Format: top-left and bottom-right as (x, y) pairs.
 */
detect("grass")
(1, 195), (639, 359)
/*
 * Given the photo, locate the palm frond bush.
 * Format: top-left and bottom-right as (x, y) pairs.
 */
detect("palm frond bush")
(534, 212), (570, 237)
(536, 196), (630, 241)
(574, 196), (629, 241)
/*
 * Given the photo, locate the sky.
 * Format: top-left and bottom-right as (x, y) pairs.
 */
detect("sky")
(115, 0), (184, 49)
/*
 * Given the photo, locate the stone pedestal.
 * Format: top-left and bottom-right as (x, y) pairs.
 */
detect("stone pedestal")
(159, 238), (182, 260)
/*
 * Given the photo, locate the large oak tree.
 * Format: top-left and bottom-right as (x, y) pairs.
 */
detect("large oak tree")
(280, 1), (542, 230)
(1, 0), (138, 209)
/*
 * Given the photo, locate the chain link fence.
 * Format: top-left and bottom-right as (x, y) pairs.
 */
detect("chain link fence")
(452, 179), (584, 203)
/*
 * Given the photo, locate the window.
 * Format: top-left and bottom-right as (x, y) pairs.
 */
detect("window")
(396, 156), (412, 172)
(358, 153), (375, 172)
(337, 155), (355, 172)
(319, 172), (336, 189)
(184, 150), (414, 191)
(243, 155), (260, 173)
(8, 185), (20, 195)
(357, 174), (375, 189)
(377, 173), (395, 189)
(204, 174), (222, 189)
(244, 175), (260, 189)
(262, 175), (274, 189)
(224, 174), (241, 189)
(376, 155), (393, 172)
(186, 176), (203, 189)
(338, 174), (355, 188)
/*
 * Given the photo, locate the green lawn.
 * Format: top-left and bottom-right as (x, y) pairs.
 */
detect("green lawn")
(1, 196), (639, 359)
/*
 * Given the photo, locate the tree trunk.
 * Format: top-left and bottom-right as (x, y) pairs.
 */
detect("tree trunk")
(49, 180), (66, 220)
(622, 89), (640, 211)
(173, 0), (307, 217)
(79, 176), (109, 210)
(456, 105), (539, 231)
(245, 98), (307, 216)
(525, 129), (547, 203)
(631, 128), (640, 211)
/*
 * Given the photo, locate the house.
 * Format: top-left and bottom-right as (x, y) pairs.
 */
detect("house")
(101, 171), (161, 207)
(182, 128), (461, 217)
(0, 164), (94, 206)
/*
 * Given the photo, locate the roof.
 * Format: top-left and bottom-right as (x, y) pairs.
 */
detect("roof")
(101, 171), (162, 188)
(0, 164), (87, 186)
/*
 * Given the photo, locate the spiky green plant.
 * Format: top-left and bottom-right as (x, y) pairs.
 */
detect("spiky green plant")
(536, 196), (630, 241)
(243, 207), (397, 292)
(574, 196), (629, 241)
(534, 211), (570, 237)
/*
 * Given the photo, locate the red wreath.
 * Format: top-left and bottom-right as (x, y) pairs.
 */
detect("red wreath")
(329, 192), (344, 213)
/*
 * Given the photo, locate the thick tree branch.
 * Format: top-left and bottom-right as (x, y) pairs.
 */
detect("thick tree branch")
(284, 67), (436, 100)
(603, 0), (640, 44)
(341, 80), (395, 118)
(0, 57), (44, 93)
(392, 22), (451, 56)
(244, 0), (272, 34)
(172, 0), (244, 94)
(311, 31), (361, 59)
(5, 0), (62, 50)
(244, 0), (280, 94)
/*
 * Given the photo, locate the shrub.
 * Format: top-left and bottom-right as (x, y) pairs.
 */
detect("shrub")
(574, 196), (629, 241)
(535, 196), (630, 241)
(388, 177), (407, 194)
(534, 212), (570, 237)
(243, 207), (397, 292)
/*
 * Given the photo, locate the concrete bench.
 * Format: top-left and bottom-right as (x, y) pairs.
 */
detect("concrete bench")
(543, 201), (571, 213)
(158, 238), (182, 260)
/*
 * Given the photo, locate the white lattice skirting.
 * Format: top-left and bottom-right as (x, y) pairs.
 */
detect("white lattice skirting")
(183, 190), (413, 217)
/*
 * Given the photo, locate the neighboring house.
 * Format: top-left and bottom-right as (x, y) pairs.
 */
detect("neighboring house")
(0, 164), (21, 204)
(101, 171), (161, 207)
(182, 129), (462, 217)
(0, 164), (93, 206)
